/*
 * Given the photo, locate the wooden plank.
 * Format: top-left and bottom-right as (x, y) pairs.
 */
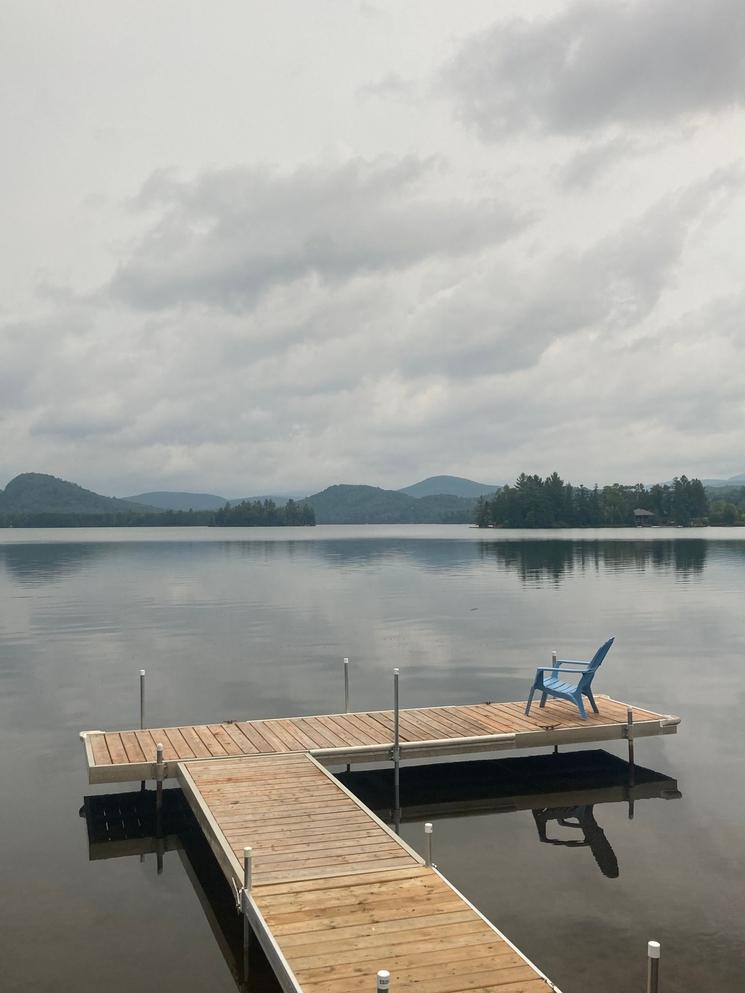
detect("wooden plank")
(193, 724), (229, 757)
(259, 720), (307, 751)
(161, 728), (194, 760)
(306, 716), (354, 747)
(207, 724), (243, 755)
(88, 734), (111, 765)
(255, 865), (428, 898)
(271, 719), (319, 750)
(288, 718), (340, 749)
(177, 725), (212, 758)
(219, 721), (259, 754)
(468, 703), (540, 733)
(250, 720), (298, 751)
(143, 728), (180, 762)
(133, 729), (157, 760)
(276, 908), (477, 945)
(236, 720), (280, 752)
(417, 708), (486, 737)
(284, 922), (489, 964)
(104, 732), (130, 764)
(119, 731), (146, 763)
(439, 707), (495, 735)
(335, 711), (392, 743)
(296, 942), (516, 982)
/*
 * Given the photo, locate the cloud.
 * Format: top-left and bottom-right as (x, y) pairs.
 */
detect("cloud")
(357, 72), (416, 101)
(445, 0), (745, 138)
(558, 136), (638, 190)
(3, 165), (740, 494)
(396, 167), (741, 378)
(108, 157), (527, 311)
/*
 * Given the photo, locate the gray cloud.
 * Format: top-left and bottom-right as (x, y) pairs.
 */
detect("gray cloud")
(109, 158), (527, 311)
(558, 136), (638, 190)
(446, 0), (745, 138)
(398, 168), (741, 378)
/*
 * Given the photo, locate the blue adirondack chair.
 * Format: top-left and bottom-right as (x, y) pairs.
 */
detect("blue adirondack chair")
(525, 638), (615, 720)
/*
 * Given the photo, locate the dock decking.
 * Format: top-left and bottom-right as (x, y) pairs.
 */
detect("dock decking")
(82, 694), (678, 783)
(80, 693), (680, 992)
(179, 752), (557, 993)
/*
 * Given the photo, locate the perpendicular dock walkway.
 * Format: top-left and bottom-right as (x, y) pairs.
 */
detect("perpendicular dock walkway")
(82, 694), (678, 783)
(179, 751), (558, 993)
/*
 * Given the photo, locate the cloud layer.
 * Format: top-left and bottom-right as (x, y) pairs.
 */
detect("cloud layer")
(446, 0), (745, 137)
(2, 2), (745, 494)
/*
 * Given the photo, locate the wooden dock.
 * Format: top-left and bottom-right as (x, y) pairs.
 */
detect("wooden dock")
(178, 751), (558, 993)
(82, 694), (679, 783)
(80, 693), (680, 992)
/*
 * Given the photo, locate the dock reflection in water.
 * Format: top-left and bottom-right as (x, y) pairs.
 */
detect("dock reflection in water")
(80, 750), (680, 990)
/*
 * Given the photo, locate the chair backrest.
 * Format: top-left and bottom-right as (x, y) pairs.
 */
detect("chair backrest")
(587, 637), (614, 672)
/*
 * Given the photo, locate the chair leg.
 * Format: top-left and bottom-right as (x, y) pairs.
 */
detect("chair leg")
(539, 692), (547, 708)
(574, 694), (587, 720)
(525, 686), (536, 715)
(586, 688), (599, 714)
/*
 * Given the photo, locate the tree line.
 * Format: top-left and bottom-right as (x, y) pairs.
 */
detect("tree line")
(214, 498), (315, 526)
(475, 473), (716, 528)
(0, 499), (315, 528)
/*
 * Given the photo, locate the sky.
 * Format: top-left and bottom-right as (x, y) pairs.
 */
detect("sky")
(1, 0), (744, 497)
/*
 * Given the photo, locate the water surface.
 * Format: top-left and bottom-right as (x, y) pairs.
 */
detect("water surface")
(1, 526), (743, 992)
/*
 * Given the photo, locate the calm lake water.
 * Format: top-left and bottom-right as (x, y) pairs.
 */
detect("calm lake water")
(1, 525), (743, 993)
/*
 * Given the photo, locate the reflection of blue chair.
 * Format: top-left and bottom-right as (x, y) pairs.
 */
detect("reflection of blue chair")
(525, 638), (614, 720)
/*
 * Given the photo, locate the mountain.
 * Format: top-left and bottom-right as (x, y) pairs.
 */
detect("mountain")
(703, 473), (745, 488)
(399, 475), (500, 499)
(1, 473), (153, 515)
(303, 484), (475, 524)
(126, 491), (228, 511)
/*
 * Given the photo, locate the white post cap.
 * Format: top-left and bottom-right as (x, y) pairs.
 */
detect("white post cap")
(376, 970), (390, 988)
(424, 822), (433, 834)
(648, 940), (661, 959)
(344, 657), (349, 664)
(156, 742), (164, 752)
(244, 846), (253, 859)
(139, 669), (146, 676)
(393, 667), (399, 674)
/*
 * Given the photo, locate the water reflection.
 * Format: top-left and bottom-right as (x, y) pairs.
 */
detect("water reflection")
(532, 806), (618, 877)
(80, 750), (680, 990)
(340, 750), (680, 880)
(479, 539), (709, 584)
(1, 534), (724, 592)
(0, 542), (105, 585)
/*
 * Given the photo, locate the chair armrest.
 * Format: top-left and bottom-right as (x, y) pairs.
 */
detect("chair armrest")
(555, 659), (590, 667)
(535, 666), (589, 673)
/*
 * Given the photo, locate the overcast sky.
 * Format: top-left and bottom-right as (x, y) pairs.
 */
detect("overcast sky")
(2, 0), (744, 496)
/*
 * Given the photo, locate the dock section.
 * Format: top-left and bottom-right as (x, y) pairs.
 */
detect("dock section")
(178, 752), (557, 993)
(82, 695), (679, 783)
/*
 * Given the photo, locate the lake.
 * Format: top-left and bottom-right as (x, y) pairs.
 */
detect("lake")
(1, 525), (743, 993)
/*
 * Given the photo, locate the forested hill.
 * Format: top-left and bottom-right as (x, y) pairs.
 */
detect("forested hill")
(0, 473), (154, 516)
(476, 473), (744, 527)
(0, 474), (315, 527)
(304, 485), (476, 524)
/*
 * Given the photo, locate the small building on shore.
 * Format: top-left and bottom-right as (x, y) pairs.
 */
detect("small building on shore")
(633, 508), (655, 527)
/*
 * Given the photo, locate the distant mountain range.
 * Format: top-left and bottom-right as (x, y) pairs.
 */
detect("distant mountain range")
(0, 473), (488, 525)
(125, 490), (228, 511)
(701, 473), (745, 488)
(126, 490), (310, 511)
(304, 485), (476, 524)
(398, 475), (500, 498)
(5, 471), (742, 528)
